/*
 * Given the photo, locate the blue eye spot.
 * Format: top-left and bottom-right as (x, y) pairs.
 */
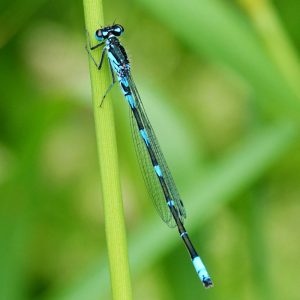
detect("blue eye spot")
(95, 30), (104, 41)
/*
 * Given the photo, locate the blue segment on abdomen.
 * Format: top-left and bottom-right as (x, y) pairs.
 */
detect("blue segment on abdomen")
(126, 94), (135, 108)
(154, 164), (163, 177)
(192, 256), (210, 281)
(167, 200), (175, 207)
(119, 77), (135, 108)
(139, 129), (150, 146)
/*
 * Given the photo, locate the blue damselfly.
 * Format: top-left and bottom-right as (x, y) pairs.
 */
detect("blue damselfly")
(86, 24), (213, 288)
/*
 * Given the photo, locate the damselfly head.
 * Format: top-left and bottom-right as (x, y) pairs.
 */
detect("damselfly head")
(112, 24), (124, 36)
(95, 24), (124, 42)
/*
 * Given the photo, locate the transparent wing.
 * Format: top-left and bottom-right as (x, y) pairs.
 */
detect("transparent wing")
(128, 73), (186, 227)
(130, 110), (175, 227)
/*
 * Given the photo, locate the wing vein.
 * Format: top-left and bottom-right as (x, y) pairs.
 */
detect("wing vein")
(127, 72), (186, 227)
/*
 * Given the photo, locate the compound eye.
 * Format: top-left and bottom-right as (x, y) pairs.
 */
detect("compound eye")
(95, 29), (104, 41)
(113, 24), (124, 36)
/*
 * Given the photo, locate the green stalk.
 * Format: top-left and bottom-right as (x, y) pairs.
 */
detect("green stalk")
(237, 0), (300, 100)
(245, 188), (273, 300)
(82, 1), (133, 299)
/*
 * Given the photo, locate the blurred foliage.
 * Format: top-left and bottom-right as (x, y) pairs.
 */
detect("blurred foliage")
(0, 0), (300, 299)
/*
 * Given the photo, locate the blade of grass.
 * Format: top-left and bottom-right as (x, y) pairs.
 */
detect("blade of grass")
(0, 97), (72, 300)
(0, 213), (29, 300)
(82, 1), (132, 299)
(45, 120), (297, 300)
(244, 187), (273, 300)
(135, 0), (300, 115)
(237, 0), (300, 101)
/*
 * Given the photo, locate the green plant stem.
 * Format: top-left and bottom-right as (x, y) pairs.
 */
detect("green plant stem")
(238, 0), (300, 100)
(245, 187), (273, 300)
(82, 1), (133, 299)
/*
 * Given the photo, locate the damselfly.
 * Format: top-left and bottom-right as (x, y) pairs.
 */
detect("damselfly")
(86, 24), (213, 288)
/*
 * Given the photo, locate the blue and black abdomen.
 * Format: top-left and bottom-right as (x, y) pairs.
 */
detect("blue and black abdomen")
(88, 24), (213, 287)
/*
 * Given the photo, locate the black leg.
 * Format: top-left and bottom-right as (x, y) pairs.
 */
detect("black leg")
(85, 30), (117, 107)
(86, 45), (107, 70)
(99, 61), (116, 107)
(85, 30), (106, 69)
(86, 29), (104, 50)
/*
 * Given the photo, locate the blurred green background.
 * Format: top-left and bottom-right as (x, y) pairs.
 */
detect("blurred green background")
(1, 0), (300, 299)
